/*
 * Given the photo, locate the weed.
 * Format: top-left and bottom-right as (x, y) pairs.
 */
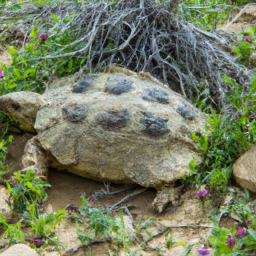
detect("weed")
(0, 13), (86, 95)
(0, 214), (26, 245)
(233, 41), (255, 66)
(0, 134), (12, 178)
(185, 74), (256, 192)
(180, 0), (236, 29)
(199, 190), (256, 255)
(165, 231), (175, 248)
(6, 170), (51, 212)
(23, 201), (66, 238)
(114, 210), (134, 253)
(72, 194), (121, 245)
(6, 222), (25, 245)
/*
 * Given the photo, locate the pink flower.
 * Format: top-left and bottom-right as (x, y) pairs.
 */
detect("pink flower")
(196, 190), (209, 199)
(197, 245), (211, 255)
(32, 239), (44, 248)
(243, 36), (249, 41)
(0, 68), (4, 78)
(39, 33), (49, 42)
(227, 234), (236, 248)
(237, 226), (246, 237)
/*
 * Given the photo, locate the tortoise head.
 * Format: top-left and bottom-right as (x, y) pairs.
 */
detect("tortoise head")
(0, 92), (45, 133)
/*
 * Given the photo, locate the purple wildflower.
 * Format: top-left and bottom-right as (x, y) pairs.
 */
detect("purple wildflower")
(39, 33), (49, 42)
(195, 190), (209, 199)
(197, 245), (211, 255)
(243, 36), (249, 41)
(0, 68), (4, 78)
(32, 239), (44, 248)
(227, 234), (236, 248)
(237, 226), (246, 237)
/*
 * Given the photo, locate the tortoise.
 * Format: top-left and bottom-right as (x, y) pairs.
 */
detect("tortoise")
(0, 66), (207, 212)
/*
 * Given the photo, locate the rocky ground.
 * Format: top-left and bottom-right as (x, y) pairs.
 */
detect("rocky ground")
(0, 132), (254, 256)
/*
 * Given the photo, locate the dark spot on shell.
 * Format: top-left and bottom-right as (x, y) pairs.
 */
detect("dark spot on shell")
(142, 88), (169, 104)
(176, 104), (195, 120)
(73, 81), (91, 93)
(98, 109), (128, 129)
(62, 103), (87, 122)
(11, 102), (21, 111)
(104, 79), (132, 95)
(140, 111), (169, 136)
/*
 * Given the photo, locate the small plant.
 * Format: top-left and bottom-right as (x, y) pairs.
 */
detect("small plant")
(165, 231), (175, 248)
(114, 210), (134, 254)
(198, 190), (256, 255)
(72, 194), (121, 245)
(0, 214), (25, 245)
(195, 189), (210, 213)
(180, 0), (236, 30)
(5, 222), (25, 245)
(0, 16), (84, 95)
(186, 74), (256, 192)
(0, 123), (12, 178)
(72, 195), (137, 254)
(233, 40), (255, 66)
(23, 201), (66, 238)
(6, 170), (51, 212)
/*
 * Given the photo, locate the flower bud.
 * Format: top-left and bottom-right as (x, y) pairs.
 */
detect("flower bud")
(39, 33), (49, 42)
(197, 245), (211, 255)
(0, 68), (4, 79)
(227, 234), (236, 248)
(237, 226), (246, 237)
(195, 190), (209, 199)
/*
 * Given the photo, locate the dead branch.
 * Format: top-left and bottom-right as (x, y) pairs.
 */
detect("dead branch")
(0, 0), (252, 104)
(225, 3), (256, 30)
(146, 224), (213, 242)
(110, 188), (148, 210)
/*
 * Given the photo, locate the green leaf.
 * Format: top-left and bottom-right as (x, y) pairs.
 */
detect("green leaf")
(8, 46), (19, 58)
(31, 27), (37, 38)
(68, 59), (73, 70)
(189, 160), (197, 173)
(7, 83), (16, 89)
(51, 14), (59, 22)
(6, 181), (12, 194)
(25, 182), (33, 189)
(248, 229), (256, 240)
(56, 208), (66, 218)
(26, 43), (34, 52)
(181, 244), (193, 256)
(176, 240), (186, 247)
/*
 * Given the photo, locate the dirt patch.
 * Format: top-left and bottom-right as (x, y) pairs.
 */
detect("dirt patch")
(46, 169), (157, 221)
(220, 5), (256, 34)
(4, 133), (33, 179)
(233, 5), (256, 24)
(0, 44), (11, 66)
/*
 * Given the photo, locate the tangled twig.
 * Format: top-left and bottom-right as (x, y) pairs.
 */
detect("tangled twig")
(0, 0), (252, 104)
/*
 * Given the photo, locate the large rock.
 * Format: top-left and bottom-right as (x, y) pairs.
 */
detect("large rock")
(0, 92), (45, 133)
(0, 68), (207, 202)
(0, 186), (19, 223)
(233, 145), (256, 192)
(0, 244), (38, 256)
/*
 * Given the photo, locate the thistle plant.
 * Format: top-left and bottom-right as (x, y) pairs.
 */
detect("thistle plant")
(195, 189), (210, 213)
(198, 190), (256, 255)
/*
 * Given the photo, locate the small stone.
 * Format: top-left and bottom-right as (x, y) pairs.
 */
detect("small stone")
(233, 145), (256, 192)
(0, 244), (39, 256)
